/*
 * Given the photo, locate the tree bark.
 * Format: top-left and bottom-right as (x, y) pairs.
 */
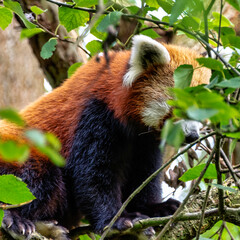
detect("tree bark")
(17, 0), (87, 88)
(0, 18), (45, 110)
(2, 179), (237, 240)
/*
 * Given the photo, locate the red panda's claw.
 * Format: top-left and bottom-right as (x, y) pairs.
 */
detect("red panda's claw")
(2, 210), (36, 239)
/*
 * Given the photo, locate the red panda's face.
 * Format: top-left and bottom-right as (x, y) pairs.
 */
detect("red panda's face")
(122, 36), (211, 131)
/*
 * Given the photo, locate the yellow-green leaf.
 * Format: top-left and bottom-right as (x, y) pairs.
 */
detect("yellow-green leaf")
(0, 6), (13, 30)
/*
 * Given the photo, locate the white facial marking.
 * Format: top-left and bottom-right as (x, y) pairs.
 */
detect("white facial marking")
(123, 35), (171, 87)
(177, 120), (202, 136)
(141, 100), (170, 128)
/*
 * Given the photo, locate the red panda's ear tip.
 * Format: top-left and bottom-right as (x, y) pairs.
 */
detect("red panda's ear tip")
(123, 35), (170, 87)
(131, 35), (171, 64)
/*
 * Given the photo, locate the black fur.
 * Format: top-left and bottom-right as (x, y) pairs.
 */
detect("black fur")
(65, 98), (179, 232)
(1, 98), (179, 237)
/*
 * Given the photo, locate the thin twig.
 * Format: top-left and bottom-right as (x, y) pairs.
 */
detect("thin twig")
(69, 206), (240, 238)
(220, 148), (240, 188)
(218, 222), (224, 240)
(155, 140), (217, 240)
(0, 200), (33, 210)
(203, 0), (216, 57)
(195, 183), (212, 240)
(216, 0), (223, 56)
(35, 21), (91, 57)
(99, 131), (217, 240)
(215, 134), (225, 216)
(46, 0), (108, 13)
(46, 0), (240, 76)
(223, 221), (235, 240)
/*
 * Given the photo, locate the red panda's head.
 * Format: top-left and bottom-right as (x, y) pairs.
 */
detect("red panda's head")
(120, 35), (211, 136)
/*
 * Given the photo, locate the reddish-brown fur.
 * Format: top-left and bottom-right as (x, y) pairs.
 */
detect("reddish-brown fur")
(0, 45), (210, 163)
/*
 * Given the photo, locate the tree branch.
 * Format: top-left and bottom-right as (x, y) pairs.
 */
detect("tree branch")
(100, 131), (216, 240)
(46, 0), (240, 77)
(70, 178), (240, 240)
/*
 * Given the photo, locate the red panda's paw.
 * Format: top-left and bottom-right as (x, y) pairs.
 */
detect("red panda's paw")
(106, 212), (155, 239)
(113, 212), (155, 233)
(2, 210), (35, 239)
(113, 212), (149, 231)
(149, 198), (180, 217)
(35, 221), (70, 240)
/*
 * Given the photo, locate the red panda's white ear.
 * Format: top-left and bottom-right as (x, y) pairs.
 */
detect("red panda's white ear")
(123, 35), (170, 87)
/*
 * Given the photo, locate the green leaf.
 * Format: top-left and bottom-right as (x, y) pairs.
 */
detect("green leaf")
(179, 164), (217, 182)
(79, 234), (92, 240)
(169, 0), (189, 25)
(199, 238), (213, 240)
(91, 15), (107, 40)
(228, 35), (240, 49)
(220, 27), (236, 47)
(25, 130), (64, 166)
(0, 209), (4, 226)
(210, 183), (237, 193)
(37, 146), (65, 167)
(161, 120), (185, 149)
(59, 6), (89, 32)
(141, 28), (160, 39)
(223, 132), (240, 138)
(20, 28), (44, 39)
(30, 6), (47, 15)
(192, 91), (240, 124)
(4, 0), (36, 29)
(113, 0), (136, 7)
(0, 141), (30, 162)
(196, 58), (223, 72)
(146, 0), (160, 8)
(216, 77), (240, 88)
(86, 40), (102, 56)
(0, 6), (13, 30)
(157, 0), (173, 14)
(225, 0), (240, 11)
(45, 133), (61, 151)
(97, 11), (123, 32)
(0, 174), (35, 204)
(40, 38), (57, 59)
(68, 62), (83, 78)
(181, 16), (200, 31)
(0, 109), (25, 126)
(174, 64), (193, 89)
(229, 138), (238, 156)
(74, 0), (98, 7)
(212, 12), (234, 28)
(25, 129), (46, 147)
(186, 107), (218, 121)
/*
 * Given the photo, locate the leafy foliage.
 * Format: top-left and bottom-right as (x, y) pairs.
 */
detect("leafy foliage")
(179, 164), (217, 182)
(25, 129), (65, 167)
(0, 175), (36, 205)
(96, 11), (123, 32)
(174, 64), (194, 89)
(3, 0), (36, 29)
(59, 6), (89, 32)
(0, 6), (13, 30)
(20, 28), (45, 39)
(68, 62), (83, 78)
(0, 141), (29, 163)
(1, 0), (240, 238)
(40, 38), (57, 59)
(0, 109), (25, 126)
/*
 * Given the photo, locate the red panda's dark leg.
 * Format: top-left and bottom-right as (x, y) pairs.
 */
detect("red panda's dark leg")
(65, 98), (152, 233)
(123, 133), (180, 217)
(0, 160), (67, 238)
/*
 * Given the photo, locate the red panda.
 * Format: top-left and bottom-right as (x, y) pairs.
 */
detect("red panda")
(0, 35), (211, 239)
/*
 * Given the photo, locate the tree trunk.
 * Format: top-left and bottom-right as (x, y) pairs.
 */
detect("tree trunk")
(17, 0), (87, 88)
(0, 18), (45, 110)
